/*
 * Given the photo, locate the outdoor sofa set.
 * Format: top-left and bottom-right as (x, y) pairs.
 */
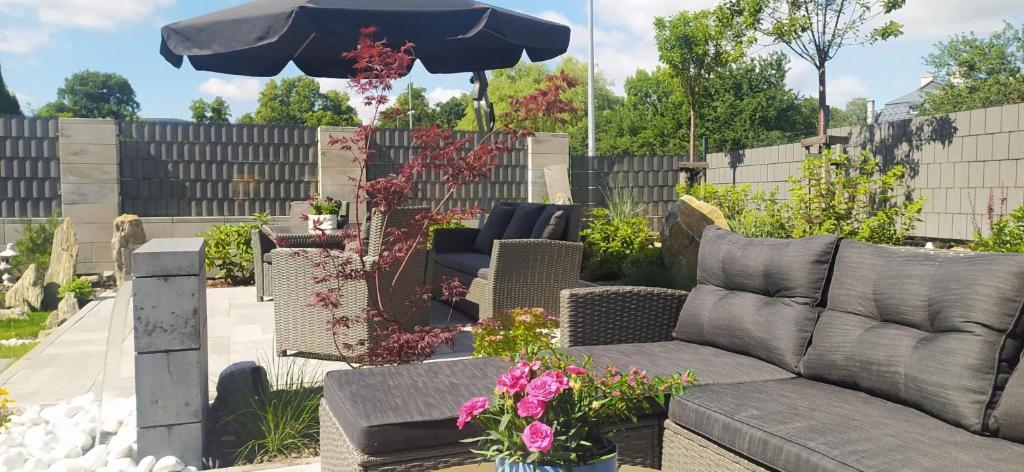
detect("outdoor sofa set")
(319, 226), (1024, 471)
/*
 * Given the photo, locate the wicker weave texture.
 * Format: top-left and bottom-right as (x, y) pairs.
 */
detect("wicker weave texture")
(661, 420), (768, 472)
(559, 287), (688, 347)
(469, 239), (584, 320)
(252, 229), (273, 302)
(320, 401), (663, 472)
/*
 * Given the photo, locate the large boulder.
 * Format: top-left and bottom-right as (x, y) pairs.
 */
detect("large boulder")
(661, 195), (730, 290)
(111, 214), (147, 286)
(5, 263), (43, 311)
(46, 293), (80, 329)
(0, 307), (27, 320)
(43, 217), (78, 309)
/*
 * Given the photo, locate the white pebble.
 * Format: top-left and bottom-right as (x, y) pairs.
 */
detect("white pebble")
(1, 448), (28, 470)
(108, 458), (138, 472)
(133, 456), (156, 472)
(152, 456), (184, 472)
(105, 441), (133, 462)
(49, 458), (87, 472)
(181, 467), (197, 472)
(24, 457), (50, 472)
(79, 444), (108, 472)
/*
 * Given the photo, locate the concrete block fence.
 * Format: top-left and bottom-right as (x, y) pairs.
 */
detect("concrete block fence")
(705, 103), (1024, 241)
(0, 116), (569, 273)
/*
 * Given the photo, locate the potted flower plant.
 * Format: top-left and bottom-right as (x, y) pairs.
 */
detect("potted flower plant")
(459, 351), (695, 471)
(307, 196), (343, 231)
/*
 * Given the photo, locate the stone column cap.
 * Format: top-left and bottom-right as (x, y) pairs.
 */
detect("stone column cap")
(133, 238), (205, 278)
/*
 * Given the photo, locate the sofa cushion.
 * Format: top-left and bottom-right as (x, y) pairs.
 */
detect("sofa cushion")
(530, 207), (567, 240)
(669, 378), (1024, 472)
(434, 252), (491, 277)
(473, 205), (517, 254)
(800, 241), (1024, 433)
(993, 358), (1024, 443)
(503, 203), (548, 239)
(674, 226), (838, 373)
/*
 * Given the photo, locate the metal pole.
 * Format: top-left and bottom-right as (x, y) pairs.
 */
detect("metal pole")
(408, 81), (414, 129)
(587, 0), (596, 157)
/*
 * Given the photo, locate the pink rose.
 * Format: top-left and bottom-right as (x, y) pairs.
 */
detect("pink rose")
(521, 421), (555, 452)
(516, 396), (547, 419)
(566, 365), (587, 376)
(456, 396), (489, 430)
(527, 371), (570, 401)
(496, 364), (531, 395)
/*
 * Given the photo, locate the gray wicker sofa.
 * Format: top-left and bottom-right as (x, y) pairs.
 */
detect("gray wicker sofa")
(431, 202), (584, 320)
(320, 226), (1024, 471)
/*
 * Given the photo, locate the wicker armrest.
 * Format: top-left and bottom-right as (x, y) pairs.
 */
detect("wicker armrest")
(432, 228), (480, 253)
(489, 239), (583, 277)
(559, 286), (688, 347)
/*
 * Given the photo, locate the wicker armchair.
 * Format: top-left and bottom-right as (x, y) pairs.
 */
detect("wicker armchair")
(431, 204), (585, 320)
(272, 207), (429, 360)
(252, 228), (276, 302)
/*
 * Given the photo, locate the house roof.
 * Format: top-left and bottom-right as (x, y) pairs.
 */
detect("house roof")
(877, 78), (945, 122)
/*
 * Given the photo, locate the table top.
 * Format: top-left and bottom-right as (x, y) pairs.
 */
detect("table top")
(261, 224), (347, 248)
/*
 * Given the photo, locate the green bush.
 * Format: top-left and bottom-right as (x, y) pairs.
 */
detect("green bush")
(11, 212), (60, 276)
(971, 205), (1024, 252)
(472, 307), (559, 358)
(308, 197), (341, 215)
(427, 216), (467, 249)
(678, 183), (791, 238)
(200, 213), (270, 285)
(58, 277), (93, 304)
(619, 246), (686, 289)
(580, 207), (658, 281)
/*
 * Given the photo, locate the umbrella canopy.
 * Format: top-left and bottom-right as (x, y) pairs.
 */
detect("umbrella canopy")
(160, 0), (571, 78)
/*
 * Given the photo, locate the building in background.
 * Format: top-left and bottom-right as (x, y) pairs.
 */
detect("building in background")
(876, 75), (944, 123)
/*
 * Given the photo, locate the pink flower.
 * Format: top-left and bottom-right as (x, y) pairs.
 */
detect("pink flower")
(456, 396), (489, 430)
(527, 371), (570, 401)
(516, 396), (547, 419)
(497, 364), (531, 395)
(566, 365), (587, 376)
(518, 360), (541, 371)
(521, 421), (555, 452)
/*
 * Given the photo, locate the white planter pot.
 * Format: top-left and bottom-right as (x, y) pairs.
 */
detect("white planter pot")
(308, 214), (339, 231)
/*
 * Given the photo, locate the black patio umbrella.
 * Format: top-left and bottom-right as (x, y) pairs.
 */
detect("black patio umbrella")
(160, 0), (571, 131)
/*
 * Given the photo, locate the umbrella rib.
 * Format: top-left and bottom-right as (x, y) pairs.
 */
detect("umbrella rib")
(293, 32), (317, 60)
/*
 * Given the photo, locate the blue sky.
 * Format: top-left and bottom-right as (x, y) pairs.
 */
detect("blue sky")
(1, 0), (1022, 122)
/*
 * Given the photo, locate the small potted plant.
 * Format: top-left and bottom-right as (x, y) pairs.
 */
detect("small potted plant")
(307, 196), (342, 231)
(459, 351), (695, 471)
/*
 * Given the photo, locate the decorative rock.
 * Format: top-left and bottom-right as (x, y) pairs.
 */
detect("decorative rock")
(50, 458), (87, 472)
(152, 456), (184, 472)
(1, 448), (28, 470)
(24, 456), (48, 472)
(44, 218), (79, 310)
(79, 444), (108, 472)
(111, 215), (147, 286)
(0, 306), (28, 320)
(661, 196), (731, 291)
(107, 458), (137, 472)
(5, 263), (43, 311)
(210, 361), (269, 419)
(47, 293), (81, 329)
(134, 456), (156, 472)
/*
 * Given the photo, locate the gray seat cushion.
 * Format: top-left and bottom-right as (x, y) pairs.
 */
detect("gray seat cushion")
(669, 378), (1024, 472)
(674, 226), (839, 373)
(993, 361), (1024, 443)
(801, 241), (1024, 433)
(323, 341), (792, 455)
(434, 252), (491, 277)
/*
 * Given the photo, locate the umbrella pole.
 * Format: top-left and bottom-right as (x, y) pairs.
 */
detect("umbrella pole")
(471, 71), (494, 134)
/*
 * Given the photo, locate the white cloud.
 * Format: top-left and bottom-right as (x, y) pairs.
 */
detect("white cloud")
(427, 87), (464, 105)
(198, 77), (262, 101)
(0, 27), (51, 54)
(594, 0), (718, 37)
(828, 76), (871, 107)
(0, 0), (175, 53)
(886, 0), (1017, 40)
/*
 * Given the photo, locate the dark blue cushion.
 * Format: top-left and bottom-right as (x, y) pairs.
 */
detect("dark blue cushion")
(530, 206), (568, 240)
(472, 205), (516, 254)
(502, 203), (547, 240)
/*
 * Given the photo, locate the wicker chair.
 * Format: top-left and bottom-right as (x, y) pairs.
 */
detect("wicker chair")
(431, 204), (584, 320)
(271, 207), (429, 360)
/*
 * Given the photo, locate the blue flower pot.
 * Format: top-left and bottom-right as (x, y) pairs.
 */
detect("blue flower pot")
(496, 452), (617, 472)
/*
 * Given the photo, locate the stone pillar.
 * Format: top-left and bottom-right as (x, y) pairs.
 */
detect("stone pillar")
(132, 238), (208, 467)
(317, 126), (361, 219)
(527, 133), (570, 203)
(58, 118), (120, 274)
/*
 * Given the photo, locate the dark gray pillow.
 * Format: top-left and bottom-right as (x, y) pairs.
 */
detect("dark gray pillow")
(473, 205), (517, 254)
(673, 226), (838, 373)
(993, 358), (1024, 444)
(800, 241), (1024, 433)
(530, 207), (566, 240)
(502, 203), (547, 240)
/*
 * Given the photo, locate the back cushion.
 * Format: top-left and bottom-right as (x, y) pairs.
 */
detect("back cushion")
(503, 203), (547, 239)
(993, 355), (1024, 443)
(531, 206), (567, 240)
(473, 205), (517, 254)
(800, 241), (1024, 433)
(673, 227), (838, 373)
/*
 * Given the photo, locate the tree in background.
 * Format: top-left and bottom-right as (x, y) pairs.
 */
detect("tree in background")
(190, 96), (231, 123)
(598, 67), (689, 156)
(0, 63), (22, 116)
(654, 5), (753, 161)
(36, 70), (139, 119)
(236, 76), (359, 126)
(918, 22), (1024, 115)
(381, 85), (432, 128)
(740, 0), (905, 135)
(829, 97), (870, 128)
(432, 94), (471, 129)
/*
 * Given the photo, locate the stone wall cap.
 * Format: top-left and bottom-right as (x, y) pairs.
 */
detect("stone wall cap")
(133, 238), (205, 277)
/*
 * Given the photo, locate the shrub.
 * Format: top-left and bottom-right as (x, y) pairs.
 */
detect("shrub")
(200, 213), (270, 285)
(58, 277), (93, 304)
(233, 358), (322, 464)
(427, 215), (467, 249)
(788, 150), (923, 245)
(581, 208), (657, 281)
(678, 183), (791, 238)
(972, 202), (1024, 253)
(473, 308), (559, 358)
(308, 196), (342, 215)
(619, 247), (686, 289)
(11, 212), (61, 276)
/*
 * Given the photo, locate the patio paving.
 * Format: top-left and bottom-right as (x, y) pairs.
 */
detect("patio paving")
(0, 285), (475, 408)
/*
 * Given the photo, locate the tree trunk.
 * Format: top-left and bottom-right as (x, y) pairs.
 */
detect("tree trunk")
(818, 66), (828, 136)
(689, 105), (697, 163)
